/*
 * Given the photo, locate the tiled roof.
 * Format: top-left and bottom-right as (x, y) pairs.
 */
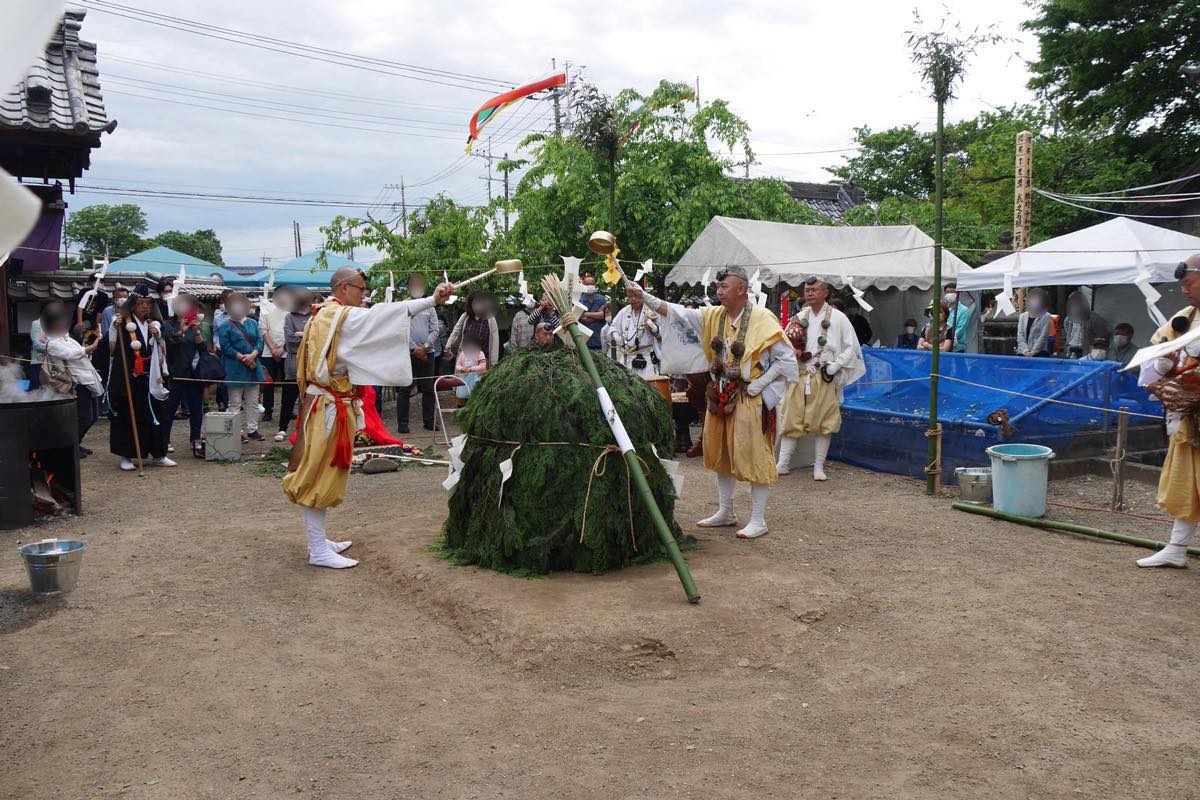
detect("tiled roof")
(8, 271), (226, 302)
(0, 9), (114, 137)
(781, 181), (867, 223)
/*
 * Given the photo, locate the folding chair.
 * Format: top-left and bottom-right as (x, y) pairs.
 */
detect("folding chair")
(432, 375), (470, 447)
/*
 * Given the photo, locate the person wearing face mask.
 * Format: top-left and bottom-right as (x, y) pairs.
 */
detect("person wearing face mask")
(162, 292), (211, 458)
(107, 283), (173, 471)
(217, 291), (267, 442)
(445, 290), (499, 366)
(576, 274), (611, 350)
(895, 318), (920, 349)
(397, 274), (442, 434)
(1107, 322), (1136, 367)
(1059, 290), (1111, 358)
(258, 286), (291, 424)
(509, 295), (536, 350)
(1016, 288), (1053, 357)
(1080, 336), (1111, 361)
(942, 282), (972, 353)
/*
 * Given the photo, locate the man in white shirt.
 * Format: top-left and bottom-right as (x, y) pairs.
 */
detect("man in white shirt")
(258, 286), (291, 422)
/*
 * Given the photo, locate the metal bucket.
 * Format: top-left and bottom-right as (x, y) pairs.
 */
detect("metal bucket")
(18, 538), (85, 596)
(955, 467), (993, 505)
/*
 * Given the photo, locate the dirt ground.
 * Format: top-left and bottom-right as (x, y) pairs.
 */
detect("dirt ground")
(2, 407), (1199, 800)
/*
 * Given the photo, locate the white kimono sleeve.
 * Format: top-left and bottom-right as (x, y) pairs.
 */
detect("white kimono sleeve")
(335, 298), (435, 387)
(657, 302), (709, 375)
(757, 339), (799, 411)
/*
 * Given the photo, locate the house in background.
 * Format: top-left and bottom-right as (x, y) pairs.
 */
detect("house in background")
(0, 9), (115, 355)
(781, 181), (868, 222)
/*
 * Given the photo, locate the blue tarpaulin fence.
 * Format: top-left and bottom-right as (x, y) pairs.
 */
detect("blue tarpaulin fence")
(833, 350), (1163, 483)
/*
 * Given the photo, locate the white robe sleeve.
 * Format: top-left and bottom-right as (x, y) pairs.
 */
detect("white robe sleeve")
(335, 298), (435, 387)
(757, 338), (799, 411)
(657, 302), (708, 375)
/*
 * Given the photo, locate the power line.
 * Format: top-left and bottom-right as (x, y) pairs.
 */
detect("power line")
(754, 146), (861, 156)
(81, 0), (514, 92)
(73, 184), (490, 209)
(1033, 188), (1200, 219)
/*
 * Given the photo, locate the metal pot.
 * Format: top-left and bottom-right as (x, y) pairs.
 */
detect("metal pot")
(18, 538), (85, 596)
(955, 467), (993, 505)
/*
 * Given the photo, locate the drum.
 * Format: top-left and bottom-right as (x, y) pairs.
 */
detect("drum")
(645, 375), (671, 405)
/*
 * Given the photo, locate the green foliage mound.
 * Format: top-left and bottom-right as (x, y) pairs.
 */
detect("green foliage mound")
(443, 345), (683, 574)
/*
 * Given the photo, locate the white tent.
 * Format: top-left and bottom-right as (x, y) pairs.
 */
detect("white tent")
(956, 217), (1200, 290)
(956, 217), (1200, 345)
(665, 216), (972, 348)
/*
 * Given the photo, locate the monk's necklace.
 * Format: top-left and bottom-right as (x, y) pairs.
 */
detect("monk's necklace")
(719, 309), (751, 371)
(795, 304), (833, 362)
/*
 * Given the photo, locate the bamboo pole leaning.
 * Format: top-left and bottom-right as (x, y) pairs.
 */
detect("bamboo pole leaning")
(541, 273), (701, 604)
(952, 502), (1200, 558)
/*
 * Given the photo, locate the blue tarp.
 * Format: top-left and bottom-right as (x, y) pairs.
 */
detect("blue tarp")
(834, 350), (1162, 483)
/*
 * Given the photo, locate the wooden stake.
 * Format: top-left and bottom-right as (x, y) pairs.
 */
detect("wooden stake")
(1012, 130), (1033, 312)
(1111, 408), (1129, 511)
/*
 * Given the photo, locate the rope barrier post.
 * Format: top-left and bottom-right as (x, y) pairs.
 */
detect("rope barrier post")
(1111, 407), (1129, 511)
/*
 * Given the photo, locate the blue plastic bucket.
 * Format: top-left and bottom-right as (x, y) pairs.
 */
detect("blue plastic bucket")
(985, 444), (1055, 518)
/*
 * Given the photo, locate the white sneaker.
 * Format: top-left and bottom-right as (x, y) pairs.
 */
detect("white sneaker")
(167, 443), (175, 454)
(119, 458), (136, 471)
(327, 539), (352, 554)
(273, 430), (287, 442)
(697, 508), (738, 527)
(813, 466), (828, 481)
(1136, 544), (1189, 568)
(736, 520), (768, 539)
(153, 456), (177, 467)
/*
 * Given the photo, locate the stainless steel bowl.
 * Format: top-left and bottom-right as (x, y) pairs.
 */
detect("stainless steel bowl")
(18, 538), (85, 596)
(955, 467), (993, 505)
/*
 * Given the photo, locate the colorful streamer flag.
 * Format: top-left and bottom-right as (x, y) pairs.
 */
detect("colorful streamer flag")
(466, 73), (566, 152)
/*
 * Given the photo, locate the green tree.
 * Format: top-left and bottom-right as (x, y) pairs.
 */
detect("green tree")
(831, 105), (1155, 257)
(1024, 0), (1200, 173)
(63, 203), (148, 263)
(144, 228), (225, 265)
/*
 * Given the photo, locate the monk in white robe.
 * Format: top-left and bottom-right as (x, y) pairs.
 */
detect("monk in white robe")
(609, 285), (662, 378)
(776, 278), (865, 481)
(1136, 254), (1200, 568)
(282, 268), (452, 568)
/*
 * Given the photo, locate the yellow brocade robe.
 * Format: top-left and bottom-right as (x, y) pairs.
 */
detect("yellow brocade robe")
(282, 302), (357, 510)
(698, 305), (786, 484)
(1151, 307), (1200, 522)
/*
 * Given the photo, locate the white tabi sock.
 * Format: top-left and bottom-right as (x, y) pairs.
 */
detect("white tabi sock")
(776, 436), (798, 475)
(813, 435), (831, 481)
(1137, 517), (1194, 568)
(326, 539), (353, 554)
(737, 483), (770, 539)
(303, 508), (358, 569)
(699, 473), (738, 527)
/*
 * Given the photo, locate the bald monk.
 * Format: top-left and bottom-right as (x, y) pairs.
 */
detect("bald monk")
(282, 267), (452, 568)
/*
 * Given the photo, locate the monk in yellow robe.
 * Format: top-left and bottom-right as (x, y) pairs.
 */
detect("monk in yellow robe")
(282, 267), (452, 568)
(1136, 253), (1200, 568)
(628, 267), (797, 539)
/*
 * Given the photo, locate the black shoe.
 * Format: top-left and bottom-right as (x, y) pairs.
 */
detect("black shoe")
(262, 412), (273, 422)
(398, 426), (411, 434)
(424, 422), (439, 432)
(246, 431), (265, 441)
(79, 446), (93, 456)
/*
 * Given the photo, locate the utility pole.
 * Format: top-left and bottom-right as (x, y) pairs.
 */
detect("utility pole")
(552, 58), (562, 137)
(400, 177), (408, 237)
(1012, 130), (1033, 311)
(292, 221), (301, 257)
(695, 76), (700, 107)
(475, 138), (494, 203)
(502, 152), (510, 235)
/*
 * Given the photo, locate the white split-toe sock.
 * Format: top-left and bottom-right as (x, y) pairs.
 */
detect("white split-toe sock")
(813, 434), (831, 481)
(119, 458), (135, 471)
(303, 508), (358, 568)
(776, 436), (798, 476)
(1137, 518), (1194, 568)
(326, 540), (353, 554)
(698, 473), (738, 527)
(737, 483), (770, 539)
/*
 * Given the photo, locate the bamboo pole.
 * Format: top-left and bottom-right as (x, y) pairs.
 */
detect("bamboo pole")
(114, 318), (144, 476)
(1111, 408), (1129, 511)
(926, 96), (945, 495)
(951, 502), (1200, 557)
(542, 274), (700, 604)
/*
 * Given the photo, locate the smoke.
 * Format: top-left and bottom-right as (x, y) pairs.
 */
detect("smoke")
(0, 361), (71, 403)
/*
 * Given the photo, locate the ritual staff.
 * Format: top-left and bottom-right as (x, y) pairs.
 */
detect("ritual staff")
(609, 284), (662, 378)
(775, 277), (865, 481)
(282, 268), (452, 569)
(107, 283), (174, 471)
(626, 267), (797, 539)
(1136, 254), (1200, 568)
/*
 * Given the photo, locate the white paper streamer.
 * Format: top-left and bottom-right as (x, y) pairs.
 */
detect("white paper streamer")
(700, 267), (712, 288)
(996, 264), (1017, 316)
(562, 255), (582, 299)
(842, 275), (874, 313)
(442, 470), (460, 492)
(444, 269), (457, 305)
(385, 270), (395, 303)
(650, 443), (685, 498)
(442, 434), (469, 493)
(633, 268), (645, 282)
(596, 387), (635, 454)
(1134, 252), (1169, 328)
(497, 445), (521, 507)
(642, 259), (654, 274)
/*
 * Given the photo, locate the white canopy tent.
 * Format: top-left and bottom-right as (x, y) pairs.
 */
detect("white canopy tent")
(956, 217), (1200, 345)
(665, 216), (972, 348)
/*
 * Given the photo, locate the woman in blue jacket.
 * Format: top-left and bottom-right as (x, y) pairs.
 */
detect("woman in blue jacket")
(217, 292), (266, 441)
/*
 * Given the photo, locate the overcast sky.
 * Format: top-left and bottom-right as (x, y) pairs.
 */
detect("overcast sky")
(72, 0), (1039, 269)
